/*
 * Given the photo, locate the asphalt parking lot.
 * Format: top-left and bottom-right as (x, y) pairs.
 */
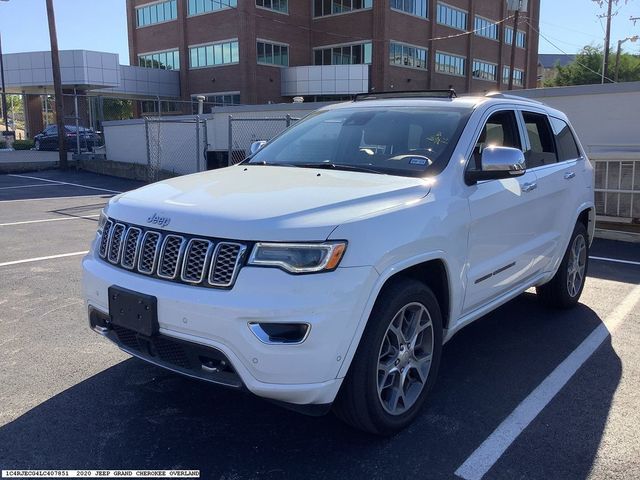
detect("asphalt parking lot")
(0, 170), (639, 480)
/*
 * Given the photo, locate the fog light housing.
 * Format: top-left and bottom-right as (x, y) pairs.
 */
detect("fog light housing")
(248, 322), (310, 345)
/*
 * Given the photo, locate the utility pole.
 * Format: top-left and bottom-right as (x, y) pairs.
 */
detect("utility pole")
(603, 0), (613, 83)
(508, 6), (521, 90)
(46, 0), (67, 169)
(0, 32), (9, 133)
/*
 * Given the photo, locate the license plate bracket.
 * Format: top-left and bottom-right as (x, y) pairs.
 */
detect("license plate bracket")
(108, 286), (158, 337)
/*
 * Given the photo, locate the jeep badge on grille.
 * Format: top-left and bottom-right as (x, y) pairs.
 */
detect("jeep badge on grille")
(147, 213), (171, 227)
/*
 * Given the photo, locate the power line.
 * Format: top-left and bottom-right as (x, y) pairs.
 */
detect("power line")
(525, 19), (618, 83)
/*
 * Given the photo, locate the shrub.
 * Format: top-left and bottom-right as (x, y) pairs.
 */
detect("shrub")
(0, 141), (6, 149)
(12, 140), (35, 150)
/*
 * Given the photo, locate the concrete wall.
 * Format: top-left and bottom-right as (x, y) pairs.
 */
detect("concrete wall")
(516, 82), (640, 153)
(103, 121), (148, 165)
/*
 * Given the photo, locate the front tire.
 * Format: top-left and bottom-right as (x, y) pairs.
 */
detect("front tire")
(536, 222), (589, 308)
(333, 279), (443, 435)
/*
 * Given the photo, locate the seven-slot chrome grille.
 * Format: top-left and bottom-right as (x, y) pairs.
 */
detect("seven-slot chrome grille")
(98, 218), (247, 289)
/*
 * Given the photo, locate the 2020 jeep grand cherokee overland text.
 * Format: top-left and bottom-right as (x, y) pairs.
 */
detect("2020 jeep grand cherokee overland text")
(83, 92), (594, 435)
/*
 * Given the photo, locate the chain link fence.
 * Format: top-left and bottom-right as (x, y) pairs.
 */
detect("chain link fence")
(227, 115), (299, 165)
(145, 116), (207, 182)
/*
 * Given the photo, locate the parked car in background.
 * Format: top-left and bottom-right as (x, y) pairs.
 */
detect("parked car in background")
(34, 125), (100, 152)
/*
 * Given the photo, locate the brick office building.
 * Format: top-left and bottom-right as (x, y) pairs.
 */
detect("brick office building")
(126, 0), (540, 106)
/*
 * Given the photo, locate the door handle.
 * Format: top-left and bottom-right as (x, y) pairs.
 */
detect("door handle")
(522, 182), (538, 193)
(564, 172), (576, 180)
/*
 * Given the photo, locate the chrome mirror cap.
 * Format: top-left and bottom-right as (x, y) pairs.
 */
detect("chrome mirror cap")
(481, 146), (526, 174)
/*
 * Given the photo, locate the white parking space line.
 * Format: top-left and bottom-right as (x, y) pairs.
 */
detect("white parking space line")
(590, 256), (640, 267)
(455, 284), (640, 480)
(0, 214), (100, 227)
(0, 194), (114, 203)
(8, 174), (123, 194)
(0, 251), (89, 267)
(0, 184), (62, 190)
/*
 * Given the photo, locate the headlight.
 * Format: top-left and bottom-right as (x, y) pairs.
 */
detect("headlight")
(248, 242), (347, 274)
(96, 211), (108, 236)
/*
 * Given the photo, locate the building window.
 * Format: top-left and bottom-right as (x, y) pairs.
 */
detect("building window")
(140, 100), (181, 114)
(474, 16), (499, 40)
(314, 0), (372, 17)
(504, 27), (526, 48)
(314, 42), (372, 65)
(192, 93), (241, 111)
(436, 3), (467, 30)
(435, 51), (465, 76)
(189, 40), (239, 68)
(257, 41), (289, 66)
(136, 0), (177, 27)
(139, 49), (180, 70)
(390, 42), (428, 69)
(188, 0), (236, 16)
(256, 0), (288, 13)
(502, 66), (524, 86)
(472, 59), (497, 81)
(390, 0), (428, 18)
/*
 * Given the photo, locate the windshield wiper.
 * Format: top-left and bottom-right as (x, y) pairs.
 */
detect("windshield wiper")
(294, 162), (383, 175)
(246, 160), (300, 168)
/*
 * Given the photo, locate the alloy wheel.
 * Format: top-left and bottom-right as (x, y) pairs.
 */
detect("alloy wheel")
(377, 302), (434, 416)
(567, 234), (587, 298)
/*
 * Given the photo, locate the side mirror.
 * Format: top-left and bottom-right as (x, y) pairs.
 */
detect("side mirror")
(465, 146), (526, 184)
(250, 140), (267, 155)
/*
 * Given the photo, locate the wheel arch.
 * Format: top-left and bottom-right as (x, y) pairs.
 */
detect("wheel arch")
(576, 204), (596, 245)
(336, 254), (454, 379)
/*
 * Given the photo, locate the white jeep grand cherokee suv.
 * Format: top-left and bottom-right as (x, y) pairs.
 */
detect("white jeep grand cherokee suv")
(83, 91), (594, 435)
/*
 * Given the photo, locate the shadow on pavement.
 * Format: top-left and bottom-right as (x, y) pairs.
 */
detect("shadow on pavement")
(0, 295), (621, 479)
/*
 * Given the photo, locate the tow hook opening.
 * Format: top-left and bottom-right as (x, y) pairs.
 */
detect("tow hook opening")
(89, 306), (110, 335)
(248, 322), (310, 345)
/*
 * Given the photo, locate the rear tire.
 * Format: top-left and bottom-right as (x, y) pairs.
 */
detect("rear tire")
(333, 278), (443, 435)
(536, 222), (589, 309)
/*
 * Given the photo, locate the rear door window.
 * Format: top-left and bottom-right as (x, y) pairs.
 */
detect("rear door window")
(550, 117), (581, 161)
(522, 112), (558, 168)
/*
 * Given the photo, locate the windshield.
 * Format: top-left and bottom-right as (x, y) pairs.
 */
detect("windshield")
(246, 106), (472, 177)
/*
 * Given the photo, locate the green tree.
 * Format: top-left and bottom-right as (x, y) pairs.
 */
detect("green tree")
(102, 97), (134, 121)
(546, 45), (640, 86)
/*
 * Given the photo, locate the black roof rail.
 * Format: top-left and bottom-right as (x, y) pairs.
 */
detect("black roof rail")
(354, 89), (457, 101)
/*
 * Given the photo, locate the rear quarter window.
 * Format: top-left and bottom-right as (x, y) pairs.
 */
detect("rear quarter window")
(550, 117), (581, 161)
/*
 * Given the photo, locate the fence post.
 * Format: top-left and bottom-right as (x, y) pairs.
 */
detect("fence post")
(144, 116), (152, 182)
(286, 114), (291, 128)
(227, 115), (233, 167)
(201, 117), (208, 172)
(195, 115), (201, 173)
(73, 88), (80, 156)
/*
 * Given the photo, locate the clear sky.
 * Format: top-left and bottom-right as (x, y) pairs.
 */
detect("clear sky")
(0, 0), (639, 64)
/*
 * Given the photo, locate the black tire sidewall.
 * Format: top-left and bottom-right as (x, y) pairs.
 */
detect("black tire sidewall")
(358, 280), (443, 433)
(558, 223), (589, 303)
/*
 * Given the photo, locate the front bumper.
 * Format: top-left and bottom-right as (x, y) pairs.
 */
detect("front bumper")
(82, 250), (377, 405)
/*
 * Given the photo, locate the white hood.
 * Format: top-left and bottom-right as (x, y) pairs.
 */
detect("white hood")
(107, 165), (431, 241)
